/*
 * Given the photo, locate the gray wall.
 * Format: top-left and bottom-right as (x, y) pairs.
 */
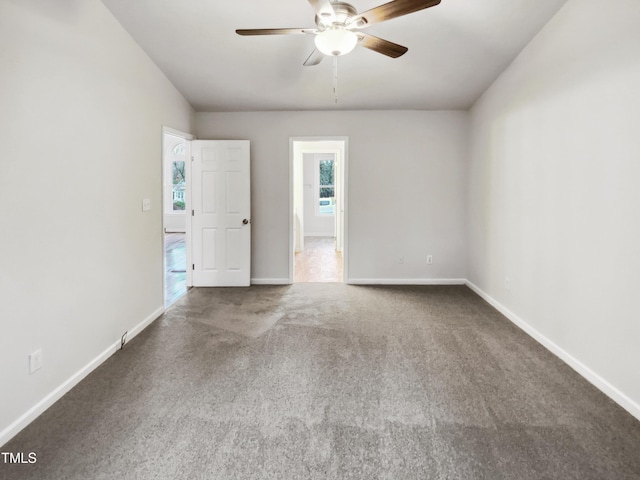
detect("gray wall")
(196, 110), (469, 284)
(467, 0), (640, 417)
(0, 0), (194, 443)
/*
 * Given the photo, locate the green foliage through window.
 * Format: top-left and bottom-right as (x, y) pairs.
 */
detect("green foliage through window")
(319, 160), (334, 186)
(320, 187), (334, 198)
(318, 159), (335, 214)
(173, 161), (185, 184)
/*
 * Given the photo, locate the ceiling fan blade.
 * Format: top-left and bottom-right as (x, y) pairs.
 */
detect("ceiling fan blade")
(353, 0), (440, 27)
(303, 48), (325, 66)
(357, 33), (408, 58)
(307, 0), (336, 21)
(236, 28), (316, 36)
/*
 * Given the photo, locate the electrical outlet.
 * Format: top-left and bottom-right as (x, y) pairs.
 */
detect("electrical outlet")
(427, 255), (433, 265)
(142, 198), (151, 211)
(29, 349), (43, 374)
(505, 277), (511, 291)
(398, 256), (405, 264)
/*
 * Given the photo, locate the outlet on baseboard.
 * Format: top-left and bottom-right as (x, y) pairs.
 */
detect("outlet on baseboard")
(29, 349), (43, 374)
(427, 255), (433, 265)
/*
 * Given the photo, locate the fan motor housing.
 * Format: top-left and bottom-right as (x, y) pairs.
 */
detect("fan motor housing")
(315, 2), (365, 29)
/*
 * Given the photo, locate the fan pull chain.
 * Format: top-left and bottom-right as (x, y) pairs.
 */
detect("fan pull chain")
(333, 55), (339, 104)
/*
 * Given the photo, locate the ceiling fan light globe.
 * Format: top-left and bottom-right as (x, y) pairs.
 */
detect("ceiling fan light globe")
(314, 28), (358, 56)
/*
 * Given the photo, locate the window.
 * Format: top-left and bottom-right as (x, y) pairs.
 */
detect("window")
(171, 148), (186, 211)
(318, 158), (335, 215)
(172, 144), (185, 156)
(171, 160), (186, 210)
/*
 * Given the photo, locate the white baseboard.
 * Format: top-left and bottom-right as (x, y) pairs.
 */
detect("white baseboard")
(465, 280), (640, 422)
(250, 278), (466, 286)
(0, 306), (165, 447)
(250, 278), (291, 285)
(127, 306), (165, 340)
(347, 278), (466, 286)
(303, 233), (334, 238)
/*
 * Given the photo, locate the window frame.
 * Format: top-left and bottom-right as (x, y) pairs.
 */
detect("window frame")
(314, 155), (335, 216)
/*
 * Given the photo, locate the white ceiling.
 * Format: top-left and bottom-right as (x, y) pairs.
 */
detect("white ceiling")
(101, 0), (568, 112)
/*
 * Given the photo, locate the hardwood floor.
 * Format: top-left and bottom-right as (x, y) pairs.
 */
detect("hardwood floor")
(294, 236), (343, 283)
(165, 234), (340, 295)
(165, 232), (187, 307)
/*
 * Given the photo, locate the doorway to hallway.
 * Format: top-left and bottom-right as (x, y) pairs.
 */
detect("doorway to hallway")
(290, 137), (348, 284)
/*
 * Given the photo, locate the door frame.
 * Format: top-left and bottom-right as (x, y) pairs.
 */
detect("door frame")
(161, 126), (194, 290)
(289, 136), (349, 284)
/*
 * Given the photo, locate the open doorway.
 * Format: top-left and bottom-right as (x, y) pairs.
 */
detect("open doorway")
(162, 127), (193, 306)
(290, 138), (348, 283)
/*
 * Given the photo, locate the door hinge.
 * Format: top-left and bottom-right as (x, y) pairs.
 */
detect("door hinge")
(192, 264), (195, 270)
(191, 155), (194, 161)
(192, 209), (194, 216)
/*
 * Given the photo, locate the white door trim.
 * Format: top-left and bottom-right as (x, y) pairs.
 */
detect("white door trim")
(161, 126), (194, 291)
(289, 136), (349, 284)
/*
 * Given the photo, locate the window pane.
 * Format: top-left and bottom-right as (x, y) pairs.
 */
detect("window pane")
(172, 143), (185, 155)
(319, 199), (334, 214)
(319, 159), (334, 186)
(319, 187), (335, 215)
(319, 187), (334, 198)
(172, 161), (186, 211)
(172, 185), (185, 210)
(173, 161), (185, 184)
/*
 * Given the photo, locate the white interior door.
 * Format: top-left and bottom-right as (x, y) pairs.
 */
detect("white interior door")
(191, 140), (251, 286)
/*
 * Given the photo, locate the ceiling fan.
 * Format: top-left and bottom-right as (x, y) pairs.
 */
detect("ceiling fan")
(236, 0), (441, 66)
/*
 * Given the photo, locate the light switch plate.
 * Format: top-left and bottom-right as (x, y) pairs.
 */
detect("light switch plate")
(142, 198), (151, 211)
(29, 349), (42, 374)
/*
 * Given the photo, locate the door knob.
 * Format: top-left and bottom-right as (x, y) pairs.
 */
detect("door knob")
(243, 219), (250, 225)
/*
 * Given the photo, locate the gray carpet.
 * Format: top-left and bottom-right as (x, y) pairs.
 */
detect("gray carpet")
(2, 284), (640, 479)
